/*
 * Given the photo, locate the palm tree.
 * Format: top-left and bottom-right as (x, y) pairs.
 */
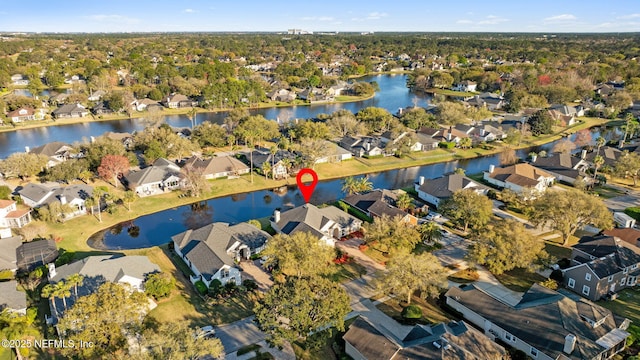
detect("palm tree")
(356, 177), (373, 194)
(622, 113), (638, 145)
(396, 193), (413, 211)
(66, 273), (84, 300)
(419, 222), (443, 244)
(595, 136), (606, 156)
(593, 155), (605, 181)
(187, 107), (197, 129)
(54, 281), (71, 311)
(41, 284), (58, 317)
(262, 162), (272, 180)
(342, 176), (358, 195)
(123, 190), (137, 211)
(458, 137), (472, 149)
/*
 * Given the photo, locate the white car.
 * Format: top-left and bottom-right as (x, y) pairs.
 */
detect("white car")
(195, 326), (216, 339)
(425, 212), (442, 221)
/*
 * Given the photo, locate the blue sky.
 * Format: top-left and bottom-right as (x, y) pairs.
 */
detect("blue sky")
(2, 0), (639, 33)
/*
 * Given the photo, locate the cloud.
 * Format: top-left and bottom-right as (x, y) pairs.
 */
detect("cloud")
(183, 8), (196, 13)
(617, 13), (640, 19)
(85, 15), (140, 24)
(301, 16), (335, 22)
(544, 14), (577, 22)
(366, 12), (388, 20)
(456, 19), (473, 24)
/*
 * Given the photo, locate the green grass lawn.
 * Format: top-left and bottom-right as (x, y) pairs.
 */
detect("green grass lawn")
(362, 246), (390, 265)
(592, 185), (626, 199)
(448, 268), (480, 284)
(330, 261), (367, 283)
(598, 288), (640, 324)
(543, 242), (572, 260)
(494, 268), (547, 292)
(376, 294), (450, 325)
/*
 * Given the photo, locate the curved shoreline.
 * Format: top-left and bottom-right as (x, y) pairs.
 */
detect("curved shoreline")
(75, 117), (612, 252)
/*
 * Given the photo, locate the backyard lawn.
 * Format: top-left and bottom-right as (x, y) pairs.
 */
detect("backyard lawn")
(494, 268), (547, 292)
(598, 288), (640, 324)
(376, 294), (451, 325)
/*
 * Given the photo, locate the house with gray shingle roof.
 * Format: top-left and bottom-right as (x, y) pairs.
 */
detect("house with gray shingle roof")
(51, 103), (88, 119)
(18, 183), (93, 219)
(46, 254), (160, 324)
(446, 283), (630, 360)
(484, 163), (555, 194)
(414, 173), (488, 208)
(162, 93), (195, 108)
(530, 152), (591, 185)
(343, 316), (505, 360)
(171, 222), (271, 287)
(343, 189), (417, 225)
(124, 158), (186, 197)
(183, 155), (250, 179)
(563, 235), (640, 301)
(0, 236), (22, 271)
(29, 141), (75, 167)
(270, 204), (361, 246)
(0, 281), (27, 314)
(16, 239), (58, 271)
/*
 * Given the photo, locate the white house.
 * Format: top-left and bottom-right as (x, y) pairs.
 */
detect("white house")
(483, 163), (555, 194)
(414, 174), (488, 208)
(124, 158), (186, 197)
(0, 199), (32, 230)
(18, 183), (93, 219)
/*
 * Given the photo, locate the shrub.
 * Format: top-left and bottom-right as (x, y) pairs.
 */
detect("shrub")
(247, 219), (262, 230)
(0, 269), (14, 280)
(242, 279), (258, 292)
(439, 141), (456, 149)
(209, 279), (223, 295)
(194, 280), (207, 295)
(557, 258), (571, 269)
(550, 269), (564, 282)
(625, 207), (640, 221)
(539, 278), (558, 290)
(145, 272), (176, 300)
(401, 305), (423, 322)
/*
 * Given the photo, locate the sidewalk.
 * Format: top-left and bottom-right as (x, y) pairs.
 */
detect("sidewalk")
(473, 266), (523, 306)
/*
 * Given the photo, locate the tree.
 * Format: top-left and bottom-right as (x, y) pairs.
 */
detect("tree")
(341, 176), (373, 195)
(468, 219), (548, 275)
(142, 321), (223, 360)
(297, 138), (331, 168)
(54, 280), (71, 311)
(41, 284), (58, 317)
(254, 276), (350, 349)
(42, 158), (90, 183)
(122, 190), (137, 211)
(552, 139), (576, 154)
(261, 232), (335, 278)
(376, 252), (448, 304)
(192, 122), (227, 147)
(529, 189), (614, 245)
(0, 185), (12, 199)
(0, 152), (49, 179)
(593, 155), (605, 181)
(419, 222), (443, 244)
(0, 308), (39, 360)
(16, 222), (47, 241)
(362, 215), (422, 255)
(396, 193), (413, 211)
(622, 112), (639, 145)
(430, 71), (454, 89)
(436, 101), (469, 125)
(182, 164), (211, 197)
(66, 273), (84, 300)
(527, 110), (554, 136)
(458, 137), (472, 149)
(57, 282), (150, 358)
(144, 272), (176, 300)
(326, 110), (366, 136)
(439, 189), (493, 232)
(97, 154), (129, 188)
(499, 147), (517, 165)
(399, 107), (437, 130)
(614, 151), (640, 186)
(356, 107), (396, 133)
(234, 115), (280, 183)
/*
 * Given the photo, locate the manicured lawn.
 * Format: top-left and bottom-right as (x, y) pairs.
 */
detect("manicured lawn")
(591, 185), (625, 199)
(329, 261), (367, 283)
(543, 242), (572, 261)
(598, 288), (640, 324)
(362, 245), (390, 265)
(448, 268), (479, 284)
(494, 268), (547, 292)
(376, 294), (450, 325)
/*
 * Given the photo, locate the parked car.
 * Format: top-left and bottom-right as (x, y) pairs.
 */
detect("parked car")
(425, 212), (442, 221)
(195, 325), (216, 339)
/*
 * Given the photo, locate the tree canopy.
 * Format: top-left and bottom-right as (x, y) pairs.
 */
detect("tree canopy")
(376, 252), (448, 304)
(261, 231), (335, 278)
(439, 189), (493, 232)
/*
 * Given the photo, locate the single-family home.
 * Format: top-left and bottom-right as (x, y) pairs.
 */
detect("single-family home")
(16, 239), (58, 271)
(344, 316), (506, 360)
(52, 103), (89, 119)
(270, 204), (362, 246)
(602, 228), (640, 248)
(530, 152), (591, 185)
(0, 281), (27, 314)
(91, 101), (114, 115)
(28, 141), (75, 167)
(134, 98), (164, 112)
(584, 147), (624, 168)
(11, 74), (29, 86)
(414, 132), (441, 151)
(414, 174), (488, 208)
(162, 93), (195, 108)
(267, 88), (297, 102)
(0, 236), (22, 270)
(550, 104), (585, 117)
(417, 126), (470, 145)
(343, 189), (417, 225)
(46, 255), (160, 323)
(49, 93), (69, 105)
(18, 183), (93, 219)
(465, 93), (505, 110)
(452, 80), (477, 92)
(6, 107), (44, 123)
(63, 75), (85, 84)
(0, 199), (32, 230)
(547, 109), (576, 127)
(87, 90), (106, 102)
(249, 149), (297, 180)
(483, 163), (555, 194)
(446, 283), (630, 360)
(562, 235), (640, 301)
(102, 132), (134, 149)
(124, 158), (186, 197)
(338, 136), (387, 157)
(183, 155), (250, 179)
(314, 141), (353, 164)
(172, 222), (271, 287)
(380, 131), (422, 152)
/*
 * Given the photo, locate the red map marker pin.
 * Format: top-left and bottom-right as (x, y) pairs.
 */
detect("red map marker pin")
(296, 168), (318, 203)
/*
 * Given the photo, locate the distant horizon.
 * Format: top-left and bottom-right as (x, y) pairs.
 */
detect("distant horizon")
(3, 31), (640, 35)
(1, 0), (639, 33)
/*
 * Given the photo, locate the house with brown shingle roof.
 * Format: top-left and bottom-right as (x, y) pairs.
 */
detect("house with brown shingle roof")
(483, 163), (555, 194)
(183, 155), (250, 179)
(161, 93), (195, 108)
(6, 107), (44, 123)
(603, 228), (640, 248)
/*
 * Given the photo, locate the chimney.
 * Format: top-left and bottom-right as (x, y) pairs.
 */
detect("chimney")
(419, 176), (425, 185)
(480, 128), (486, 137)
(365, 142), (371, 151)
(447, 132), (452, 142)
(90, 136), (96, 143)
(398, 107), (403, 115)
(489, 164), (495, 173)
(25, 146), (30, 153)
(531, 154), (538, 163)
(564, 334), (576, 354)
(273, 210), (281, 223)
(59, 195), (67, 205)
(48, 263), (56, 279)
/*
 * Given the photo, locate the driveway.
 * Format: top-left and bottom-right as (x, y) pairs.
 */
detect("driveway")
(433, 236), (468, 267)
(605, 193), (640, 212)
(216, 317), (266, 355)
(239, 260), (273, 291)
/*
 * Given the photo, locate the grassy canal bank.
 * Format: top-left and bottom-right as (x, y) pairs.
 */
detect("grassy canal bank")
(41, 116), (612, 255)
